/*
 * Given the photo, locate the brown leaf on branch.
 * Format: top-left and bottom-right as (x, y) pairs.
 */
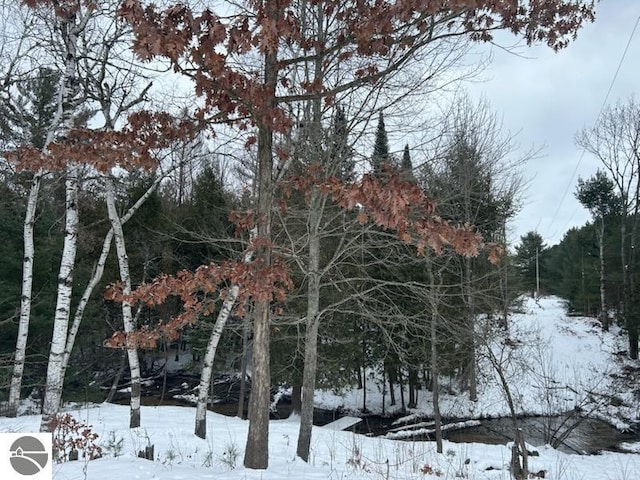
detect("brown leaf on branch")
(5, 111), (198, 173)
(105, 255), (293, 349)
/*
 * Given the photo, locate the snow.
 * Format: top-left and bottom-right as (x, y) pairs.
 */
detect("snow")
(315, 296), (640, 431)
(1, 403), (640, 479)
(322, 416), (362, 431)
(384, 420), (482, 440)
(2, 296), (640, 479)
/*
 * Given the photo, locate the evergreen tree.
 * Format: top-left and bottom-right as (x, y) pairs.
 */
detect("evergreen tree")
(371, 111), (390, 176)
(575, 170), (621, 326)
(0, 67), (60, 149)
(330, 105), (355, 181)
(545, 226), (600, 314)
(400, 144), (415, 182)
(515, 231), (546, 296)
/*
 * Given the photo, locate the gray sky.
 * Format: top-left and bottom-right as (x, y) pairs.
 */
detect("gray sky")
(468, 1), (640, 247)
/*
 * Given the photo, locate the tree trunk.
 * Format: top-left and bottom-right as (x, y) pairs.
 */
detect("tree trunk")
(105, 351), (127, 404)
(159, 342), (168, 404)
(598, 219), (608, 330)
(387, 361), (396, 406)
(431, 327), (443, 453)
(7, 172), (42, 417)
(629, 203), (639, 359)
(291, 384), (302, 415)
(620, 214), (640, 359)
(40, 165), (79, 432)
(237, 318), (249, 419)
(362, 333), (368, 413)
(296, 187), (323, 459)
(10, 1), (83, 417)
(465, 257), (478, 401)
(296, 213), (320, 460)
(194, 280), (246, 438)
(295, 3), (327, 445)
(381, 367), (386, 416)
(427, 258), (443, 453)
(105, 177), (141, 428)
(356, 345), (363, 389)
(398, 367), (406, 414)
(408, 368), (417, 409)
(243, 43), (277, 469)
(61, 173), (164, 377)
(244, 302), (271, 469)
(486, 343), (528, 479)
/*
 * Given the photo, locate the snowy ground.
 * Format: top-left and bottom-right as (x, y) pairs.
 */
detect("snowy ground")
(2, 403), (640, 480)
(2, 296), (640, 479)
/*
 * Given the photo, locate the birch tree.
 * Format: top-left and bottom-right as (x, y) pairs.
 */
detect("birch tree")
(5, 68), (60, 417)
(104, 177), (143, 427)
(1, 0), (197, 431)
(3, 1), (81, 417)
(194, 245), (254, 439)
(5, 0), (87, 429)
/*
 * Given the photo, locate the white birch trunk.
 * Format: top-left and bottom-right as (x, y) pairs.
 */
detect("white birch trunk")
(37, 6), (85, 432)
(7, 172), (42, 417)
(105, 177), (141, 428)
(195, 248), (253, 438)
(40, 165), (79, 432)
(61, 229), (113, 375)
(61, 173), (165, 376)
(8, 0), (84, 416)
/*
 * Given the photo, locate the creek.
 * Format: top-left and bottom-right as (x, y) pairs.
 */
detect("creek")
(368, 414), (640, 455)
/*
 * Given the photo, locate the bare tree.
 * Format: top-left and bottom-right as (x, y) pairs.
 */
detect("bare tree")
(576, 97), (640, 358)
(421, 95), (524, 401)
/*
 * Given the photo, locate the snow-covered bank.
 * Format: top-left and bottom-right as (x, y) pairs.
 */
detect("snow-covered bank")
(2, 402), (640, 480)
(315, 296), (640, 431)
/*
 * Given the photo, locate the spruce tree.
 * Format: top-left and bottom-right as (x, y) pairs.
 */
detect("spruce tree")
(1, 67), (60, 149)
(515, 231), (546, 296)
(371, 111), (390, 177)
(330, 105), (355, 181)
(401, 144), (415, 182)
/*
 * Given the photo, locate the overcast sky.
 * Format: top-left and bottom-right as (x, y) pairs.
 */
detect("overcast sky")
(466, 1), (640, 247)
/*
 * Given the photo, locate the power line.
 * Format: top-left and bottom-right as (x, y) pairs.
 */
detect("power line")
(541, 14), (640, 243)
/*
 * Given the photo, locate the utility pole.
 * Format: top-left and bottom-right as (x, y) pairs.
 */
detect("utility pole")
(535, 247), (540, 298)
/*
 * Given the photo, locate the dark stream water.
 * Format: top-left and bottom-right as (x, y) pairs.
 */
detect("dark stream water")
(387, 415), (640, 455)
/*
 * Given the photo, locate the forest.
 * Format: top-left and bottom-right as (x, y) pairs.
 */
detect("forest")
(2, 1), (635, 478)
